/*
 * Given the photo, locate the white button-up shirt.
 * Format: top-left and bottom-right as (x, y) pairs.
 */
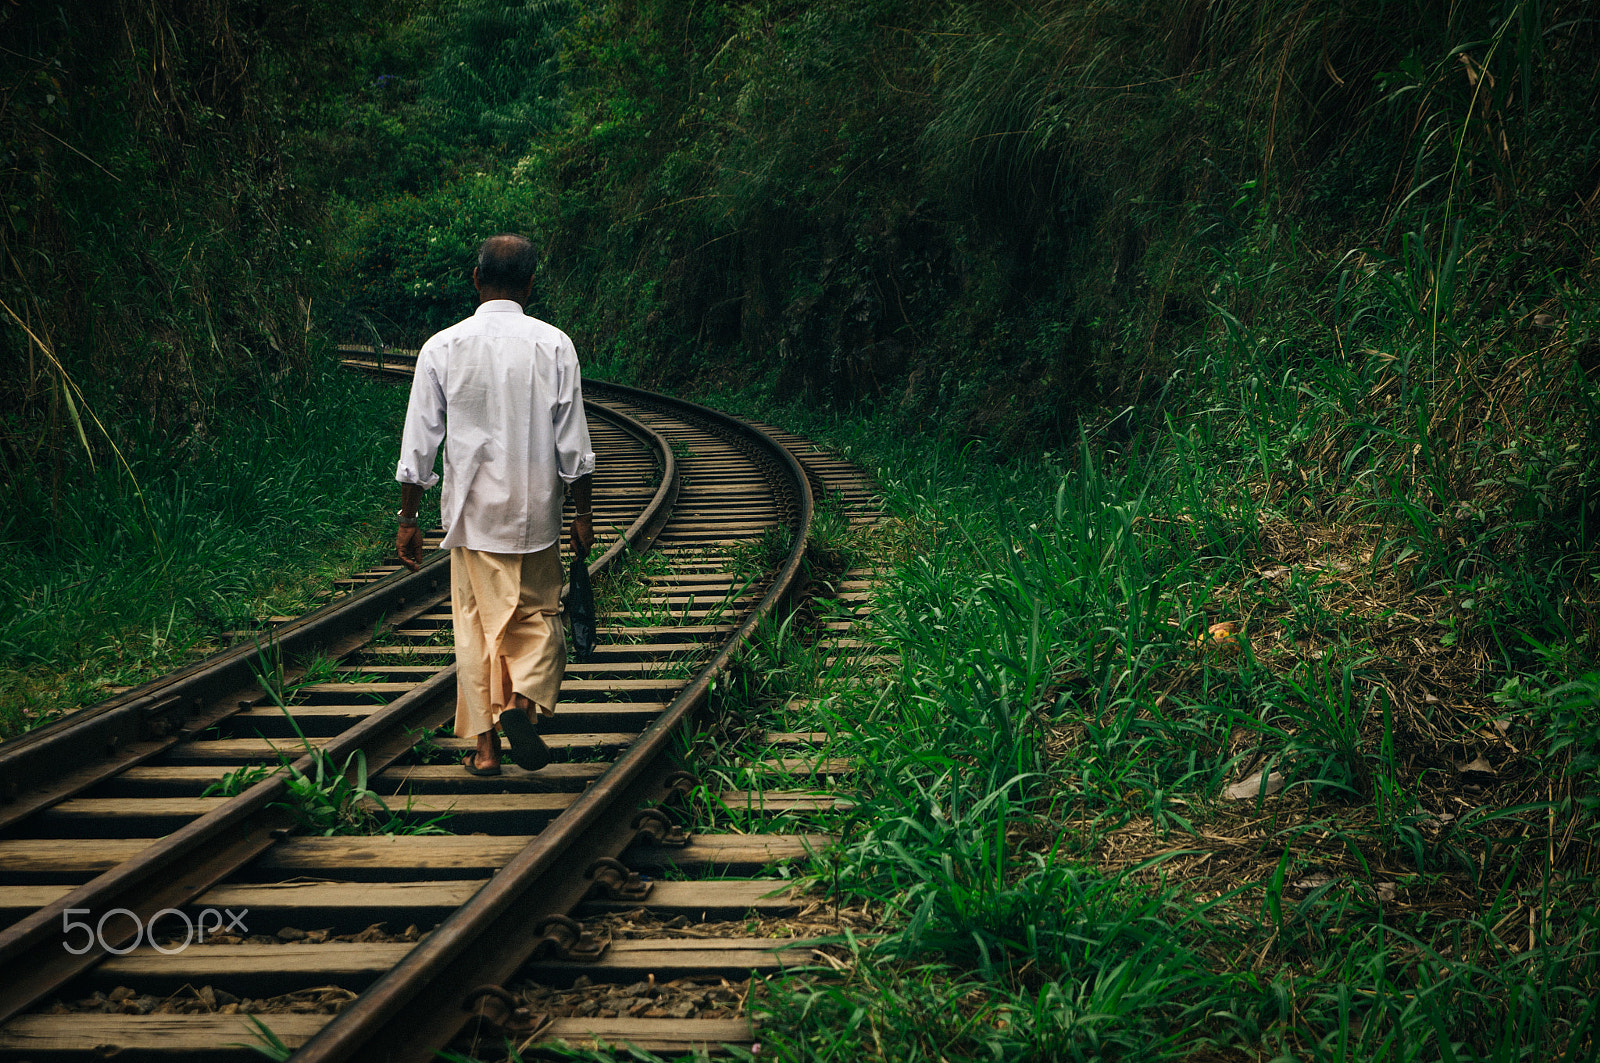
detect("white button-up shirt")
(395, 300), (595, 553)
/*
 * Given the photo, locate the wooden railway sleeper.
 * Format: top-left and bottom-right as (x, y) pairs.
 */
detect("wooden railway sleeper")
(583, 857), (653, 901)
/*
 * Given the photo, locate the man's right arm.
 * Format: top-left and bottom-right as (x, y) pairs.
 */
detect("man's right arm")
(395, 354), (446, 572)
(397, 482), (425, 572)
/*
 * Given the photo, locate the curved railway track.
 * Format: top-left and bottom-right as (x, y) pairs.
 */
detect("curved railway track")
(0, 356), (887, 1061)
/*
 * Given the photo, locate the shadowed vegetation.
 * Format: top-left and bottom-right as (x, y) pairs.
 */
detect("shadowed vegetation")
(6, 0), (1600, 1056)
(0, 367), (429, 739)
(0, 0), (427, 736)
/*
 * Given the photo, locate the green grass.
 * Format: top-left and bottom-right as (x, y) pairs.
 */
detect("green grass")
(672, 241), (1600, 1059)
(396, 311), (1600, 1063)
(0, 362), (436, 740)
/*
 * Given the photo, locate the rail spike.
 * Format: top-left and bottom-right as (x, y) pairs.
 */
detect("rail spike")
(529, 914), (607, 962)
(459, 984), (547, 1035)
(662, 769), (700, 793)
(584, 856), (654, 900)
(632, 807), (689, 847)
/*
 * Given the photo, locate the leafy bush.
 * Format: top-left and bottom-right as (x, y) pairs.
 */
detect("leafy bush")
(510, 0), (1597, 454)
(333, 174), (547, 340)
(421, 0), (573, 144)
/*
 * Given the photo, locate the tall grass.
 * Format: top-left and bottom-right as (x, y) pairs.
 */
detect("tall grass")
(0, 364), (426, 740)
(694, 211), (1600, 1057)
(0, 0), (384, 485)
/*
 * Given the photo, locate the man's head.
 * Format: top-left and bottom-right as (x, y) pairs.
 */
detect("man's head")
(473, 234), (537, 303)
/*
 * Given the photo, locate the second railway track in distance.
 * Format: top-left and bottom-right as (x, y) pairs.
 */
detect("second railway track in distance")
(0, 354), (891, 1061)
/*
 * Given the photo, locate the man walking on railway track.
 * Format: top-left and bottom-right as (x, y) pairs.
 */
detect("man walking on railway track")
(393, 233), (596, 776)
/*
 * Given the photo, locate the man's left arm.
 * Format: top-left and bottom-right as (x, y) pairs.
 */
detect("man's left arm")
(397, 482), (425, 571)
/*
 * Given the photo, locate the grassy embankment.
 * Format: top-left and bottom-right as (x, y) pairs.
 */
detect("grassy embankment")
(0, 367), (428, 740)
(693, 295), (1600, 1058)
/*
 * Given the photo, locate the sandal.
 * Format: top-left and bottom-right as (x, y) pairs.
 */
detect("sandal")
(460, 752), (502, 777)
(499, 707), (552, 771)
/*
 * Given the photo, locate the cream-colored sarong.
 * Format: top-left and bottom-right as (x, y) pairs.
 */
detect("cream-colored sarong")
(451, 545), (565, 739)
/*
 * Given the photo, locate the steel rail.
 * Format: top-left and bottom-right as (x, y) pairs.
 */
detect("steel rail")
(0, 555), (448, 830)
(0, 401), (678, 1028)
(291, 382), (815, 1063)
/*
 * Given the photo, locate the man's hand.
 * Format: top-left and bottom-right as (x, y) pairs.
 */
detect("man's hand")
(397, 483), (426, 571)
(570, 514), (595, 560)
(397, 523), (423, 571)
(567, 473), (595, 560)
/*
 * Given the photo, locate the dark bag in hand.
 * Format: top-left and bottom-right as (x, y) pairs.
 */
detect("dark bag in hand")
(567, 556), (598, 659)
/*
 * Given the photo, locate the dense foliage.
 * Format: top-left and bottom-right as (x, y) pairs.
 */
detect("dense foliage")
(0, 0), (422, 732)
(0, 1), (385, 483)
(404, 0), (1598, 445)
(6, 0), (1600, 1055)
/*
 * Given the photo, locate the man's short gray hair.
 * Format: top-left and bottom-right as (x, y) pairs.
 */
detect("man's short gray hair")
(477, 234), (537, 292)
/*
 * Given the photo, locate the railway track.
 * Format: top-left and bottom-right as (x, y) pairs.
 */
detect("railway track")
(0, 355), (888, 1060)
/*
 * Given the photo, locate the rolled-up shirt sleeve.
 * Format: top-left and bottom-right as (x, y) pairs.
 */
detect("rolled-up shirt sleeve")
(395, 353), (446, 487)
(553, 343), (595, 484)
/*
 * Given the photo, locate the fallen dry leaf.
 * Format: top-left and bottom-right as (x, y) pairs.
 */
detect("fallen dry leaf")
(1225, 770), (1285, 800)
(1291, 873), (1337, 890)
